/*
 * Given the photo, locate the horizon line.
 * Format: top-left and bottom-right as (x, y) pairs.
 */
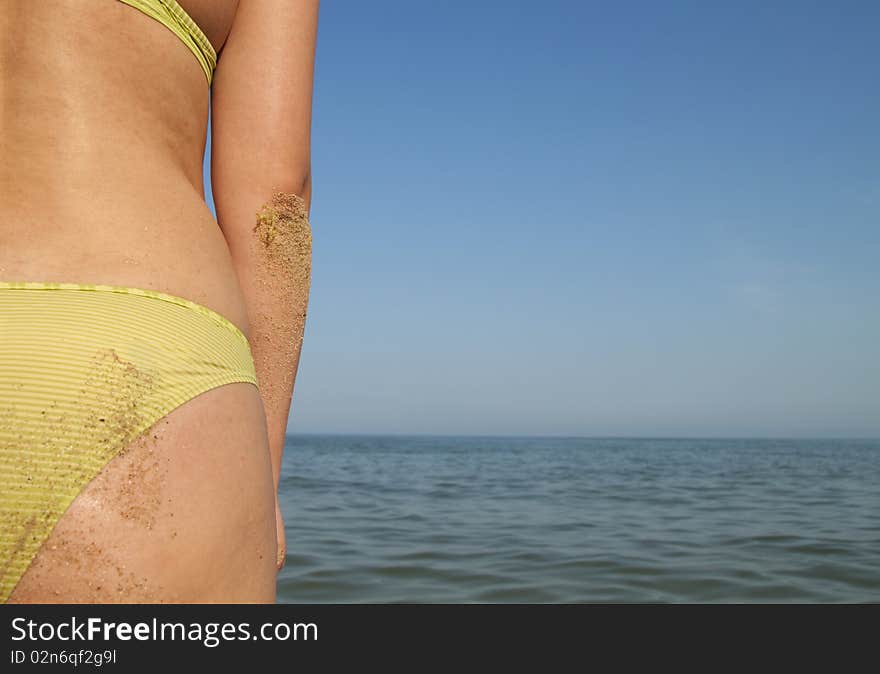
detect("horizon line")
(284, 431), (880, 442)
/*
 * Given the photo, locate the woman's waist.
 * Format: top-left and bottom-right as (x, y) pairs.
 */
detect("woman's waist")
(0, 207), (251, 340)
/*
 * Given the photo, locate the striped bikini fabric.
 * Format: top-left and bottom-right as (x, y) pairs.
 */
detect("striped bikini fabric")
(0, 282), (258, 601)
(116, 0), (218, 85)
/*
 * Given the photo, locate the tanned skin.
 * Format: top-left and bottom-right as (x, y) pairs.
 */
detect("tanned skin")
(0, 0), (318, 602)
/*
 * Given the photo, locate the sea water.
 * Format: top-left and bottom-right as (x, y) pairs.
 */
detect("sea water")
(276, 435), (879, 602)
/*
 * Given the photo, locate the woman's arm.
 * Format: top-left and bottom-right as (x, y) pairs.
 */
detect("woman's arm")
(210, 0), (320, 567)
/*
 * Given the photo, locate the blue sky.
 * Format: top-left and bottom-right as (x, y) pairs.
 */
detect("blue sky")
(205, 1), (879, 438)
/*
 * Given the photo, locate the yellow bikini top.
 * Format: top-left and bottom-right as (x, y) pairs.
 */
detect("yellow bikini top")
(117, 0), (217, 85)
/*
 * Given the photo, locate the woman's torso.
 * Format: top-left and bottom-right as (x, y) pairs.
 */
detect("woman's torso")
(0, 0), (249, 335)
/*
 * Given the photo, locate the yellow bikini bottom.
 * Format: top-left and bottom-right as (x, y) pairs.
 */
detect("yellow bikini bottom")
(0, 281), (259, 602)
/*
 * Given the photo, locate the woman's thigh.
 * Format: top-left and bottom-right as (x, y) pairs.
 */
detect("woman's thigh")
(8, 382), (277, 603)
